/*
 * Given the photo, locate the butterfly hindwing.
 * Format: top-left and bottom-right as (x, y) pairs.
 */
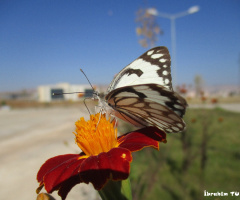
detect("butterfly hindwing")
(105, 84), (187, 133)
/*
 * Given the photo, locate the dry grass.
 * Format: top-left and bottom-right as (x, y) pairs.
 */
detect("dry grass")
(2, 99), (97, 109)
(186, 95), (240, 104)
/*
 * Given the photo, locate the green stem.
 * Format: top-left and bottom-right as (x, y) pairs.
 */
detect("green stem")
(98, 179), (132, 200)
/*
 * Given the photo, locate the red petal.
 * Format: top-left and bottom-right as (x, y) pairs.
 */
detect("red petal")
(37, 154), (78, 183)
(37, 154), (85, 193)
(79, 148), (132, 190)
(57, 175), (81, 200)
(118, 126), (166, 152)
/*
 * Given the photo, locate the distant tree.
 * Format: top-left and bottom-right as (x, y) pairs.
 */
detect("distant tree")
(135, 7), (163, 48)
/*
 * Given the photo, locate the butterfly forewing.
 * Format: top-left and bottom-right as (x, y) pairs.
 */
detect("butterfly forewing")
(107, 46), (172, 93)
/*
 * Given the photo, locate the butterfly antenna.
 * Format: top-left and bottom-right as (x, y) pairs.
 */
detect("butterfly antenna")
(80, 69), (95, 91)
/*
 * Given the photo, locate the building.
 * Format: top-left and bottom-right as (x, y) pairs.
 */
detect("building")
(38, 83), (94, 102)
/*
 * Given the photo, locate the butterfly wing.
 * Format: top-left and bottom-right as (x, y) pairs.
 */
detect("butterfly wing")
(104, 46), (187, 133)
(107, 46), (173, 93)
(105, 84), (187, 133)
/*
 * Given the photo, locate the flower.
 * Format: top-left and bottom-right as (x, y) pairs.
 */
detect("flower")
(211, 98), (218, 104)
(201, 96), (207, 102)
(36, 113), (166, 200)
(218, 117), (224, 122)
(176, 84), (187, 94)
(191, 118), (197, 123)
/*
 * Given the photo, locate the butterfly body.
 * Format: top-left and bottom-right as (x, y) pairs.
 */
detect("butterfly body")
(102, 46), (187, 133)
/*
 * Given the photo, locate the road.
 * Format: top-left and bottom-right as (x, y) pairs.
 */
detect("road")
(0, 107), (100, 200)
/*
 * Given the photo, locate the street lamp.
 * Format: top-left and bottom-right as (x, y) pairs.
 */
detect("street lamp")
(147, 6), (200, 87)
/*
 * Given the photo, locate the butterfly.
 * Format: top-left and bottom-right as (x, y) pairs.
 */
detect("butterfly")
(97, 46), (187, 133)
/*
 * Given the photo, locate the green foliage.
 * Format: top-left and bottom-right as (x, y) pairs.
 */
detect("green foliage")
(130, 108), (240, 200)
(99, 179), (132, 200)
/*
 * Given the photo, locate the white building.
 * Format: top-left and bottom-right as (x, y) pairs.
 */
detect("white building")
(38, 83), (93, 102)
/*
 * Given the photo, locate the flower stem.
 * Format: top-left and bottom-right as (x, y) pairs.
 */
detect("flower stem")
(98, 179), (132, 200)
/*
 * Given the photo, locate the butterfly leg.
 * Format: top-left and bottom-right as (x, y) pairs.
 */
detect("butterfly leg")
(83, 97), (92, 115)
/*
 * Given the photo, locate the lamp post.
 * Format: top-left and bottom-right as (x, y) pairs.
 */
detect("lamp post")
(147, 6), (200, 87)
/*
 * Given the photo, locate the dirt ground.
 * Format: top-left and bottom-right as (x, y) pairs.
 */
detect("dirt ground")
(0, 107), (100, 200)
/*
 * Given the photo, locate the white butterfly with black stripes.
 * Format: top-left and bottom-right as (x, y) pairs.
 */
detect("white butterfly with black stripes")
(99, 46), (187, 133)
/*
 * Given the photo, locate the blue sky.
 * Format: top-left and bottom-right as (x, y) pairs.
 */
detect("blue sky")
(0, 0), (240, 92)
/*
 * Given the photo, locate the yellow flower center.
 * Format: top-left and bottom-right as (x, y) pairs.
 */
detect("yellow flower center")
(74, 113), (118, 156)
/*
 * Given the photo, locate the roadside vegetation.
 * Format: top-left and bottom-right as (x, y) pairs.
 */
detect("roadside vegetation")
(130, 108), (240, 200)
